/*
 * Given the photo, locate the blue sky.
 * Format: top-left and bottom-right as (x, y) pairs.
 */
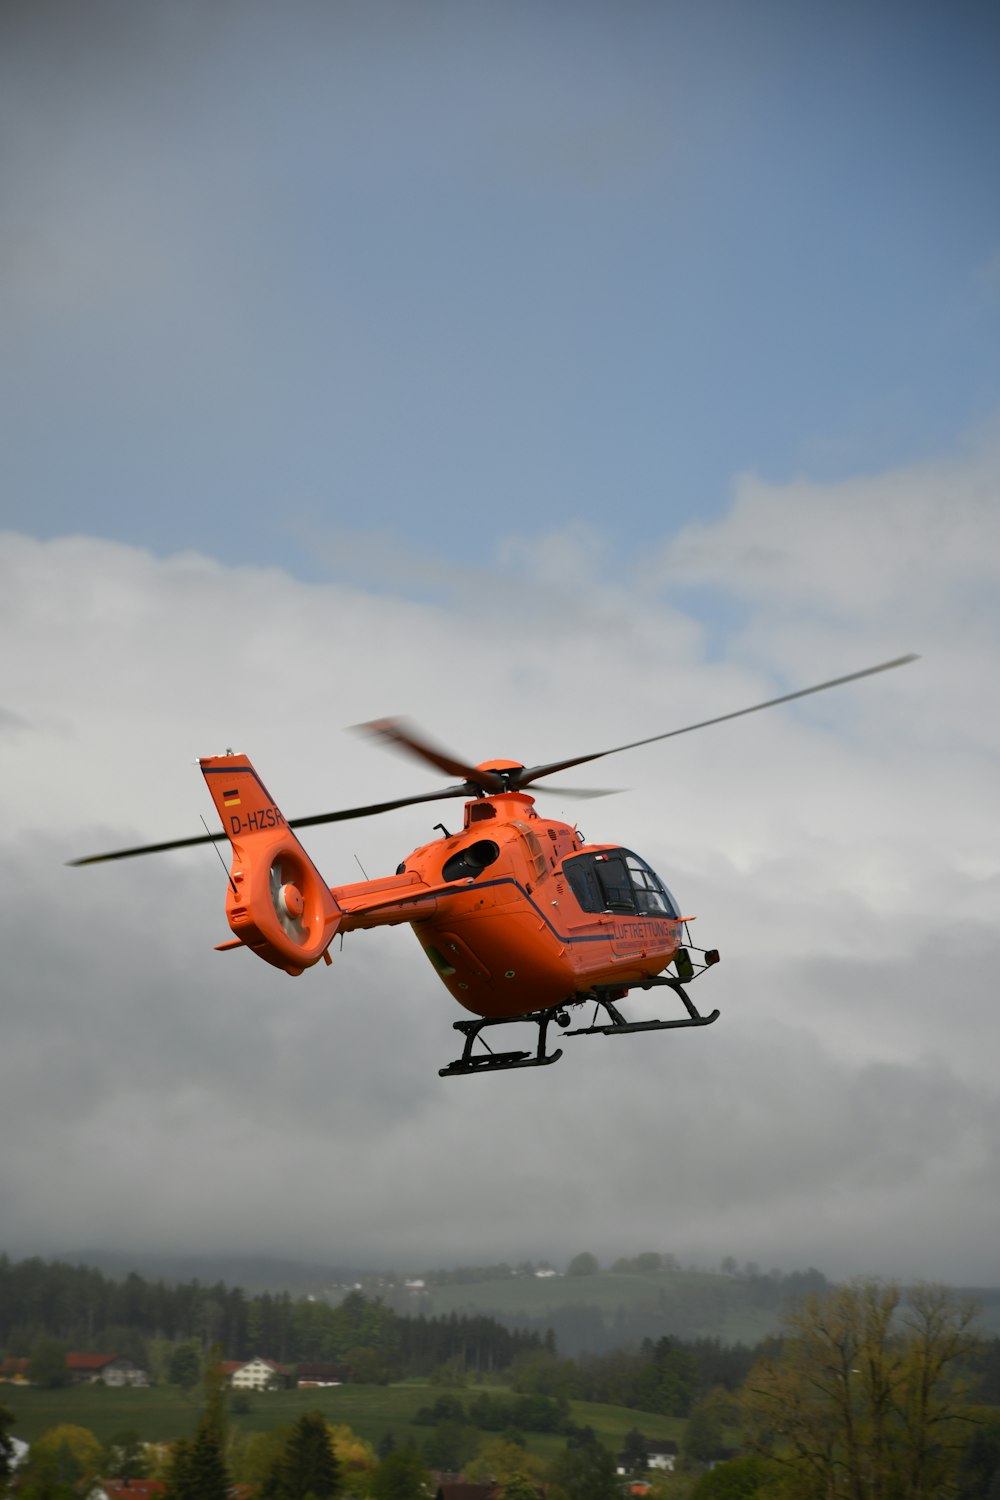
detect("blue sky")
(2, 1), (1000, 1280)
(3, 0), (998, 579)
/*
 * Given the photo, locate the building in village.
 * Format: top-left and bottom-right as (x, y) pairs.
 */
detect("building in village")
(66, 1354), (149, 1387)
(220, 1356), (289, 1390)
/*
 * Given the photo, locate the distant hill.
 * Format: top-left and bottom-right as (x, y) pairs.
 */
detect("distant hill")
(399, 1271), (1000, 1355)
(57, 1251), (1000, 1354)
(406, 1267), (800, 1354)
(63, 1249), (363, 1294)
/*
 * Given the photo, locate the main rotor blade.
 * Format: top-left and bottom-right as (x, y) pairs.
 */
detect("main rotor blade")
(533, 785), (620, 800)
(286, 783), (474, 829)
(68, 783), (475, 866)
(359, 718), (506, 793)
(517, 654), (919, 787)
(69, 830), (230, 865)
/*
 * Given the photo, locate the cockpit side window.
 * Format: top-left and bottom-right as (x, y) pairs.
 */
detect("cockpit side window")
(594, 853), (634, 912)
(563, 851), (635, 913)
(563, 854), (603, 912)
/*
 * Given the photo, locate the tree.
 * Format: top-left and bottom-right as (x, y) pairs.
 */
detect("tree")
(742, 1279), (979, 1500)
(465, 1438), (545, 1487)
(957, 1412), (1000, 1499)
(633, 1337), (699, 1417)
(498, 1478), (542, 1500)
(104, 1431), (150, 1481)
(163, 1439), (194, 1500)
(242, 1430), (292, 1490)
(262, 1412), (340, 1500)
(690, 1456), (768, 1500)
(422, 1421), (477, 1472)
(548, 1439), (618, 1500)
(683, 1402), (725, 1465)
(186, 1423), (229, 1500)
(28, 1338), (69, 1389)
(199, 1354), (228, 1449)
(621, 1428), (648, 1472)
(20, 1426), (104, 1500)
(429, 1354), (468, 1387)
(165, 1356), (230, 1500)
(369, 1448), (430, 1500)
(169, 1343), (202, 1389)
(567, 1253), (600, 1277)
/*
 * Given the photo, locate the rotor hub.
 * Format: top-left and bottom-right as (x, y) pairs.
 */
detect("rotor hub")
(278, 883), (304, 919)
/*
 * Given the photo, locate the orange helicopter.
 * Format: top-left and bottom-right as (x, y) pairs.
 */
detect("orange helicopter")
(73, 655), (916, 1077)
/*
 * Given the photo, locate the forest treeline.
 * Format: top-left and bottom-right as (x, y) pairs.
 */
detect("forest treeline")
(4, 1254), (1000, 1417)
(0, 1256), (543, 1378)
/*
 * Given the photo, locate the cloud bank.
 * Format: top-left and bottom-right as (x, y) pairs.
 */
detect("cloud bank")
(1, 437), (998, 1281)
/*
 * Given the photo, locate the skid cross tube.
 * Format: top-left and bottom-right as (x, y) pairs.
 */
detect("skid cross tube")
(564, 976), (720, 1037)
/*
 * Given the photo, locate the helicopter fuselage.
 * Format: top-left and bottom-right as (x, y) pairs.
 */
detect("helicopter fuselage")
(330, 790), (686, 1018)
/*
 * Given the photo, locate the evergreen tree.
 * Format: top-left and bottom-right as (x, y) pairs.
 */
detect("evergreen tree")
(683, 1401), (725, 1464)
(165, 1361), (230, 1500)
(200, 1353), (228, 1448)
(163, 1438), (194, 1500)
(622, 1428), (648, 1472)
(169, 1344), (201, 1389)
(263, 1413), (340, 1500)
(186, 1422), (229, 1500)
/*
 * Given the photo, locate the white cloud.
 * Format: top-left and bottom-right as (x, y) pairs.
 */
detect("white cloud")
(1, 438), (998, 1279)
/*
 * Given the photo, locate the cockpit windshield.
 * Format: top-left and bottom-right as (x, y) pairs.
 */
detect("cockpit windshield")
(562, 849), (680, 918)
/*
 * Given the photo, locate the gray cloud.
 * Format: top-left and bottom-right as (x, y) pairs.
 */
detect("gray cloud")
(2, 440), (998, 1280)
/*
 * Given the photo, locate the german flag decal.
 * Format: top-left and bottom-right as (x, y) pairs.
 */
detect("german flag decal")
(223, 789), (241, 807)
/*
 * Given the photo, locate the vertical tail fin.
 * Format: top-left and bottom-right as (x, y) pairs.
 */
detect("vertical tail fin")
(201, 755), (341, 976)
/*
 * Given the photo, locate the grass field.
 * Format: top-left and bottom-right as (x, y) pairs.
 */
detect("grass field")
(2, 1380), (681, 1457)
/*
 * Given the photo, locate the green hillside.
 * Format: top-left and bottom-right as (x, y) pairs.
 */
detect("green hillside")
(2, 1380), (679, 1457)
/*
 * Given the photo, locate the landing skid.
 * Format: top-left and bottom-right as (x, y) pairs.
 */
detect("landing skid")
(439, 978), (718, 1078)
(439, 1007), (564, 1078)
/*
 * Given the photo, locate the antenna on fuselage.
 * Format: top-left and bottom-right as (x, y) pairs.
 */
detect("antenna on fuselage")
(201, 815), (238, 896)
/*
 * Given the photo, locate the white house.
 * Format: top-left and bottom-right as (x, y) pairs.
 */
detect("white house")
(647, 1441), (678, 1471)
(221, 1357), (288, 1390)
(616, 1441), (679, 1476)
